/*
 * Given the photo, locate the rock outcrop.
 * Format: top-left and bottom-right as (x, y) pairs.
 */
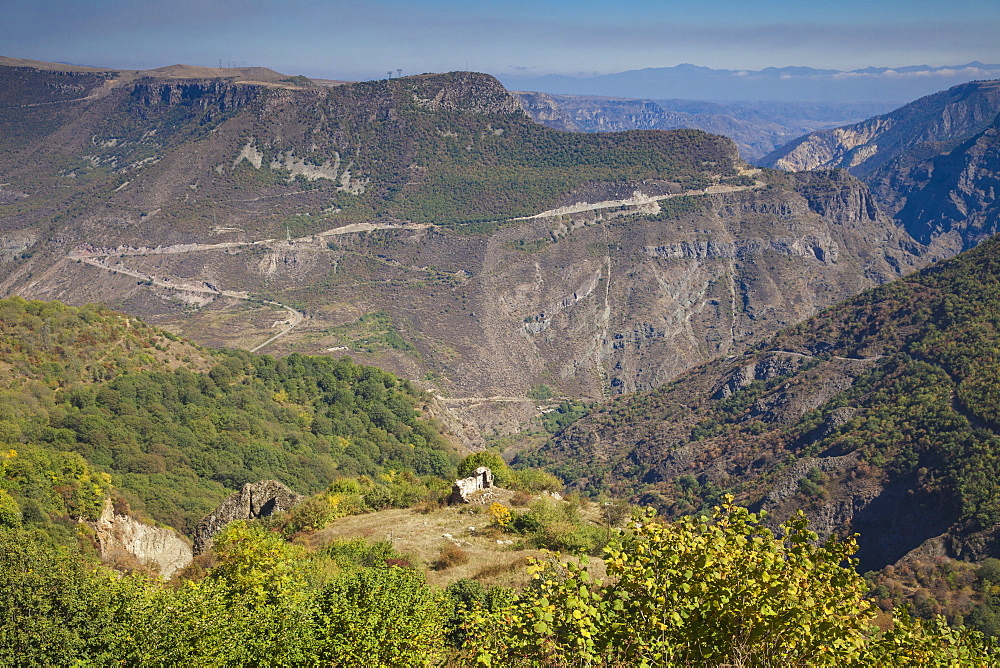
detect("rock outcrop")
(129, 79), (258, 112)
(884, 112), (1000, 256)
(448, 467), (495, 504)
(193, 480), (302, 554)
(89, 499), (192, 579)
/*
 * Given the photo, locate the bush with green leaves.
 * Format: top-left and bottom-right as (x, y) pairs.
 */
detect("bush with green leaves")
(312, 566), (446, 664)
(505, 496), (606, 556)
(466, 499), (999, 666)
(511, 468), (564, 493)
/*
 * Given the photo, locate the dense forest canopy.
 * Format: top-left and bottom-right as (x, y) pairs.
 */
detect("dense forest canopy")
(0, 296), (457, 533)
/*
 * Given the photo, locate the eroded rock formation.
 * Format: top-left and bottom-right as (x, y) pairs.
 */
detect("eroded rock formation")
(193, 480), (302, 554)
(89, 499), (192, 579)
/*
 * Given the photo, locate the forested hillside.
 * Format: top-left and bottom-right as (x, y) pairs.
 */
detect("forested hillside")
(0, 297), (457, 534)
(528, 232), (1000, 570)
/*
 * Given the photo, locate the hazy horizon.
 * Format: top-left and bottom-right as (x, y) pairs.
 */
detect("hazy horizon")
(3, 0), (997, 84)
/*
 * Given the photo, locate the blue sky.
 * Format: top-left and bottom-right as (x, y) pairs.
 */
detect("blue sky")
(3, 0), (998, 81)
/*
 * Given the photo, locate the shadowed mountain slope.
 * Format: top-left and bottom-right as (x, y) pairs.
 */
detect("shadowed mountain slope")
(762, 81), (1000, 257)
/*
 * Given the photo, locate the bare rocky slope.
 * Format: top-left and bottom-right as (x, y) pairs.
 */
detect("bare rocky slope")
(0, 59), (928, 438)
(870, 112), (1000, 257)
(760, 80), (1000, 177)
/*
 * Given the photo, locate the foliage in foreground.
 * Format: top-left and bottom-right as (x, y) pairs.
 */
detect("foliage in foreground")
(465, 500), (998, 667)
(1, 501), (996, 666)
(0, 522), (447, 666)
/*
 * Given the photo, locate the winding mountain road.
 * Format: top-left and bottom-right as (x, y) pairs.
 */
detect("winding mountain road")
(68, 221), (433, 352)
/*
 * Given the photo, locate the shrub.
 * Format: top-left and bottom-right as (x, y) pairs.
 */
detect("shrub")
(321, 538), (404, 569)
(487, 502), (512, 529)
(509, 491), (532, 507)
(527, 384), (553, 401)
(311, 566), (446, 663)
(466, 499), (1000, 665)
(512, 469), (563, 493)
(977, 558), (1000, 588)
(433, 545), (470, 571)
(0, 489), (21, 529)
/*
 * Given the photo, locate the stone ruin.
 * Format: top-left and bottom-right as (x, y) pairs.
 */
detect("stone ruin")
(448, 466), (495, 504)
(193, 480), (302, 554)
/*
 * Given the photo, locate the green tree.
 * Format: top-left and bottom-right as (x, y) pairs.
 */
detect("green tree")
(312, 566), (447, 664)
(208, 520), (308, 606)
(0, 528), (144, 664)
(0, 489), (20, 529)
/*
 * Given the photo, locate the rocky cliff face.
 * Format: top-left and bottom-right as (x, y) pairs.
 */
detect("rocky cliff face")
(874, 113), (1000, 256)
(129, 79), (259, 113)
(760, 80), (1000, 178)
(193, 480), (302, 554)
(89, 499), (192, 579)
(0, 61), (926, 438)
(760, 81), (1000, 256)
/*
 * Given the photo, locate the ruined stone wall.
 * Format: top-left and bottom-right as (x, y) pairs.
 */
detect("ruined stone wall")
(448, 466), (495, 504)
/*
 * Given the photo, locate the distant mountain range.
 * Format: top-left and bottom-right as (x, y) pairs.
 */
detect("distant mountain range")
(499, 62), (1000, 103)
(516, 93), (898, 161)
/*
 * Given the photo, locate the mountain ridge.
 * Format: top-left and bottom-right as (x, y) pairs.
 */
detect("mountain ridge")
(761, 79), (1000, 257)
(516, 91), (898, 161)
(0, 60), (924, 438)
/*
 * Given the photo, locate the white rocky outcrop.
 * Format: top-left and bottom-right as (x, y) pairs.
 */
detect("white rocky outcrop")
(89, 499), (192, 579)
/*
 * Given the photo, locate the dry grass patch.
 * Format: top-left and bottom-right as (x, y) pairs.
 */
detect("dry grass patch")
(472, 555), (530, 581)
